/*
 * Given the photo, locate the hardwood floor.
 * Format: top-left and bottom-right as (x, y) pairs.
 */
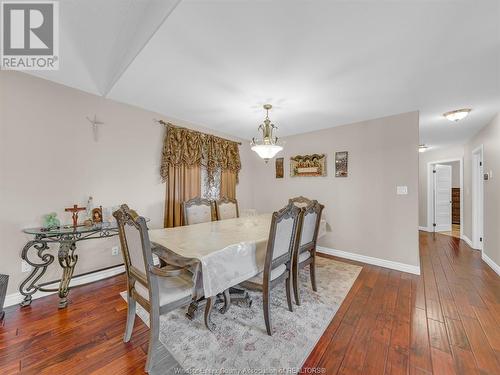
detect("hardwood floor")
(442, 224), (461, 239)
(1, 231), (499, 374)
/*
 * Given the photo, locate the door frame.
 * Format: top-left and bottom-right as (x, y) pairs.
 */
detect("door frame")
(471, 145), (484, 250)
(426, 158), (463, 238)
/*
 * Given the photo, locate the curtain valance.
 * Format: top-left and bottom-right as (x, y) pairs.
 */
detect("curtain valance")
(160, 123), (241, 183)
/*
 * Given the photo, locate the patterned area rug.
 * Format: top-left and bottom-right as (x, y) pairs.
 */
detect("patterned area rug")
(121, 257), (361, 373)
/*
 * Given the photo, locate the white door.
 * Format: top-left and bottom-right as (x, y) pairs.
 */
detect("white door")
(472, 150), (484, 249)
(434, 164), (452, 232)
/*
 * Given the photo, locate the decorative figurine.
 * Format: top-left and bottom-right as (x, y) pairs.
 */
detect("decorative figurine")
(92, 206), (103, 223)
(64, 204), (86, 229)
(42, 212), (60, 229)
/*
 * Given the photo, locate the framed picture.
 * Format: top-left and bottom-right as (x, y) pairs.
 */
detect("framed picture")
(91, 206), (103, 223)
(335, 151), (348, 177)
(275, 157), (284, 178)
(290, 154), (327, 177)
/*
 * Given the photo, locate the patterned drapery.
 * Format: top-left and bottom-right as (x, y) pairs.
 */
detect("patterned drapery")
(160, 123), (241, 183)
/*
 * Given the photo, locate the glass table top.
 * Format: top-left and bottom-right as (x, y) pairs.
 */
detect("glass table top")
(23, 221), (119, 236)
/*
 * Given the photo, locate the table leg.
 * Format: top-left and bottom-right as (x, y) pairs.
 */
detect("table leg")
(219, 289), (231, 314)
(57, 240), (78, 309)
(19, 240), (54, 307)
(186, 298), (203, 320)
(204, 296), (216, 331)
(186, 288), (252, 320)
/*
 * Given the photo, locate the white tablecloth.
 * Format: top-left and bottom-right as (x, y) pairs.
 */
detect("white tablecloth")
(149, 214), (327, 298)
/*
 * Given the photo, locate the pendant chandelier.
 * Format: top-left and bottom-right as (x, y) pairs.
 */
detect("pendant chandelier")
(250, 104), (283, 162)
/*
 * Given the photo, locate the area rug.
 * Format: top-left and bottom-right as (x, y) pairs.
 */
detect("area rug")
(120, 257), (361, 374)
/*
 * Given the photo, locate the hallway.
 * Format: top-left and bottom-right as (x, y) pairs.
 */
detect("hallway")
(304, 231), (500, 374)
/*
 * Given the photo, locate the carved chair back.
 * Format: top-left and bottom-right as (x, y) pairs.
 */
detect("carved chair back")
(263, 202), (304, 285)
(113, 205), (158, 311)
(182, 197), (214, 225)
(299, 200), (324, 252)
(215, 197), (239, 220)
(289, 196), (312, 208)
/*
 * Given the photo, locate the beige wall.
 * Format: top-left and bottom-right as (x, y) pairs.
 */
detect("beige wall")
(250, 112), (420, 269)
(464, 113), (500, 265)
(0, 71), (254, 295)
(418, 145), (464, 228)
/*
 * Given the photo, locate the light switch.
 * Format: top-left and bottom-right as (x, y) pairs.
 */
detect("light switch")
(397, 186), (408, 195)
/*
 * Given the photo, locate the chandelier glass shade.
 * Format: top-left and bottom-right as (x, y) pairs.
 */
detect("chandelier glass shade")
(250, 104), (283, 162)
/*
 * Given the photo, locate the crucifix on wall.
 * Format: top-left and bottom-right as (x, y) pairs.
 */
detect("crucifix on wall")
(86, 115), (104, 142)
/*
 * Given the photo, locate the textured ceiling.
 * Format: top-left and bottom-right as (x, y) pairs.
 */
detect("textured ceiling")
(29, 0), (500, 148)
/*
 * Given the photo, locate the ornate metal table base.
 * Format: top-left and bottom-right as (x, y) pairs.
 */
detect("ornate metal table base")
(19, 239), (54, 307)
(57, 241), (77, 308)
(20, 224), (119, 309)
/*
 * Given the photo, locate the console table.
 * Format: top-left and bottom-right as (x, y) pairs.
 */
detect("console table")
(20, 223), (120, 308)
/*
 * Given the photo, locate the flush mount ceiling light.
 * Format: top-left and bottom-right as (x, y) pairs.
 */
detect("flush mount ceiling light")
(443, 108), (472, 122)
(418, 144), (429, 153)
(250, 104), (283, 162)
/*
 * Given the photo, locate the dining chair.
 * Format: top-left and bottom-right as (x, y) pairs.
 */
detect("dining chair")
(289, 196), (312, 208)
(182, 197), (214, 225)
(113, 205), (194, 373)
(292, 200), (324, 306)
(240, 202), (304, 336)
(215, 197), (239, 220)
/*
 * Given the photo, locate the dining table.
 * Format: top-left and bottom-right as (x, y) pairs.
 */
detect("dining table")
(149, 213), (327, 330)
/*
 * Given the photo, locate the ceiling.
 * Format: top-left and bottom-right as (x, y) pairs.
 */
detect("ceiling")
(30, 0), (500, 148)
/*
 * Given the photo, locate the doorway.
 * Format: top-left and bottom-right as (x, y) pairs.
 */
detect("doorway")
(472, 146), (484, 250)
(427, 158), (463, 239)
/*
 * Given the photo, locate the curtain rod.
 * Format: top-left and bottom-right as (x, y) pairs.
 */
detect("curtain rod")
(154, 119), (242, 145)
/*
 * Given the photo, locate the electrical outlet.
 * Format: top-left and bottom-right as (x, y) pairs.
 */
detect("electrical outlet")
(396, 185), (408, 195)
(21, 260), (33, 273)
(111, 246), (120, 256)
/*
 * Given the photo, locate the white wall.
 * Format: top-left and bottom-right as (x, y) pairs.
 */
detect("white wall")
(0, 71), (254, 295)
(464, 113), (500, 267)
(250, 112), (420, 271)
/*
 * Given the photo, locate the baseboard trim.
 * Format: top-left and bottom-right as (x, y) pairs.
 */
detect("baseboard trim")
(4, 265), (125, 308)
(461, 235), (474, 248)
(482, 252), (500, 277)
(317, 246), (420, 275)
(419, 226), (431, 232)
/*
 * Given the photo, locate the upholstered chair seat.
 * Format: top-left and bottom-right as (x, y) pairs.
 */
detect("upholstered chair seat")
(182, 197), (214, 225)
(240, 202), (304, 336)
(215, 197), (239, 220)
(134, 270), (193, 307)
(298, 251), (311, 263)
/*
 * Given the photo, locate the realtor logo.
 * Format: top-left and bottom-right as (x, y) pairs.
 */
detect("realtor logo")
(1, 1), (59, 70)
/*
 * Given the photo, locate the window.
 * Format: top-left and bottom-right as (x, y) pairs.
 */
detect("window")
(201, 165), (221, 200)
